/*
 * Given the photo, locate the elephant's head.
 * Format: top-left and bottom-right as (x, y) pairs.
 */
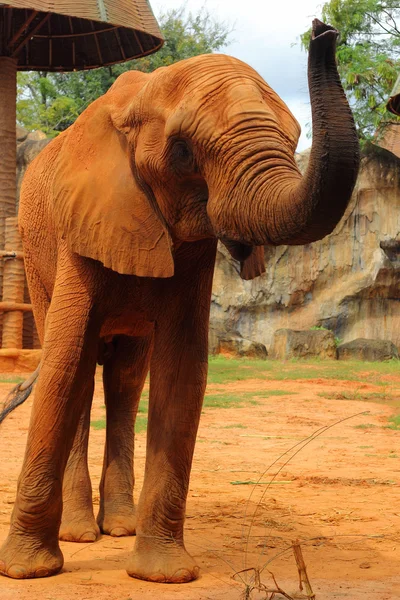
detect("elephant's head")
(53, 20), (359, 280)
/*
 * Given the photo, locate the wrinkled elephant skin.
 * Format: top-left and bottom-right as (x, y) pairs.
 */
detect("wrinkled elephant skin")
(0, 20), (359, 583)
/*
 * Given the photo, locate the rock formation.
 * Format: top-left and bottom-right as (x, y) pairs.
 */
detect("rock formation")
(270, 328), (337, 360)
(210, 148), (400, 354)
(337, 338), (399, 361)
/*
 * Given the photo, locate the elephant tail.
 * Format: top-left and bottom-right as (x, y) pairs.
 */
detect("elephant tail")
(0, 364), (41, 425)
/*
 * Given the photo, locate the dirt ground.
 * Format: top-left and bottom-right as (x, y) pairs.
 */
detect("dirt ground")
(0, 366), (399, 600)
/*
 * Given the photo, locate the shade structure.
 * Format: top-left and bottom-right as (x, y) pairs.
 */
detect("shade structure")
(0, 1), (163, 349)
(0, 1), (163, 70)
(387, 73), (400, 117)
(373, 74), (400, 159)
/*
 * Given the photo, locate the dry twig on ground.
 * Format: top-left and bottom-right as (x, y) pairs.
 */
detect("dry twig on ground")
(234, 541), (315, 599)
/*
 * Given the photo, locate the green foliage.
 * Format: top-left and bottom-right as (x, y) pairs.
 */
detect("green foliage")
(301, 0), (400, 144)
(17, 6), (232, 136)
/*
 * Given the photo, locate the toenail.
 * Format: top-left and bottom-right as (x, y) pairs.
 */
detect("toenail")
(35, 567), (50, 578)
(81, 532), (97, 542)
(110, 527), (129, 537)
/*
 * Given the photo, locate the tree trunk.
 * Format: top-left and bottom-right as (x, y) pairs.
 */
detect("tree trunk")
(0, 57), (18, 345)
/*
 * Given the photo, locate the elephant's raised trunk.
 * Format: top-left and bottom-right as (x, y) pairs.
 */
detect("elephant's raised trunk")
(209, 20), (360, 248)
(265, 19), (360, 246)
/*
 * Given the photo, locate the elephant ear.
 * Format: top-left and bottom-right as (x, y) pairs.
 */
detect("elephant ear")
(240, 247), (266, 280)
(53, 98), (174, 278)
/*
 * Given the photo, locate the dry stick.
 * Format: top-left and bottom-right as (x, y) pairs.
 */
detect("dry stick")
(242, 410), (370, 570)
(233, 567), (294, 599)
(268, 569), (295, 600)
(292, 540), (315, 600)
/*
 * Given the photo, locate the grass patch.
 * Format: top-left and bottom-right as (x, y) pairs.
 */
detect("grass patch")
(137, 397), (148, 413)
(203, 388), (298, 409)
(223, 424), (248, 429)
(208, 356), (400, 386)
(318, 391), (396, 402)
(385, 414), (400, 430)
(354, 423), (379, 429)
(135, 415), (148, 433)
(241, 390), (297, 398)
(91, 418), (106, 430)
(203, 393), (259, 408)
(0, 376), (25, 384)
(202, 389), (296, 409)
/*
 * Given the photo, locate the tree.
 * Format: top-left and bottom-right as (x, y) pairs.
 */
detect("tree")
(301, 0), (400, 144)
(17, 7), (232, 136)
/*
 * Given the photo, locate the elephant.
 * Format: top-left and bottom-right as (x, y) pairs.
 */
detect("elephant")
(0, 19), (359, 583)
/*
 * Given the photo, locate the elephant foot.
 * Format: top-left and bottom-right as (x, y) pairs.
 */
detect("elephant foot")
(59, 516), (100, 543)
(97, 509), (136, 537)
(126, 536), (199, 583)
(0, 534), (63, 579)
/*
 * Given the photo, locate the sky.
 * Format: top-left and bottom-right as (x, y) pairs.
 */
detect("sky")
(151, 0), (326, 151)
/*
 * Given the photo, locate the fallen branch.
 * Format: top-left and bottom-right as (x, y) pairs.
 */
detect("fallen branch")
(233, 567), (294, 599)
(232, 541), (315, 599)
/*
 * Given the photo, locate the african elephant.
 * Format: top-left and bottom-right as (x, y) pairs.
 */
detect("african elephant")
(0, 19), (359, 583)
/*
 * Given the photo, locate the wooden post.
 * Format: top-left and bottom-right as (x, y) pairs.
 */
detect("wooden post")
(0, 58), (18, 342)
(2, 217), (25, 348)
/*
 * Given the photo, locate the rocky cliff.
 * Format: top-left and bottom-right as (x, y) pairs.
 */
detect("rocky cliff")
(211, 149), (400, 352)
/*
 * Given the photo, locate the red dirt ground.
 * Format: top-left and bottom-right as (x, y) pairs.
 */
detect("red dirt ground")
(0, 370), (399, 599)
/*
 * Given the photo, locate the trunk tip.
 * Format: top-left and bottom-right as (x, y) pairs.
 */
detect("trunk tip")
(312, 19), (338, 40)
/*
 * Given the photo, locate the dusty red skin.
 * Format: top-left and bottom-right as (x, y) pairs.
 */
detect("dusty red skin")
(0, 23), (359, 583)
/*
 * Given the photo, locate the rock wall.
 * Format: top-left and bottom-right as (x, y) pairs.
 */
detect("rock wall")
(210, 149), (400, 352)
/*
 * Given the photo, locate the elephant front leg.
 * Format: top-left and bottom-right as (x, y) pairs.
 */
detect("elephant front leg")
(127, 243), (216, 583)
(97, 335), (152, 537)
(59, 388), (100, 543)
(0, 253), (99, 579)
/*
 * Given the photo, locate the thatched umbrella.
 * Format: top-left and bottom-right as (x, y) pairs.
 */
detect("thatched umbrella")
(0, 2), (163, 348)
(374, 75), (400, 158)
(387, 74), (400, 117)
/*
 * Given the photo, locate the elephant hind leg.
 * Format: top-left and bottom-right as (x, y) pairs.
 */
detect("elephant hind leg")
(97, 334), (152, 537)
(59, 381), (99, 543)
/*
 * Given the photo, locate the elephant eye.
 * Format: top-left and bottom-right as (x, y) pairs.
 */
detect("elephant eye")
(170, 139), (194, 169)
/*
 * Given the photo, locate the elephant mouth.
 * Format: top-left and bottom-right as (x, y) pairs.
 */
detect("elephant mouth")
(220, 238), (253, 262)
